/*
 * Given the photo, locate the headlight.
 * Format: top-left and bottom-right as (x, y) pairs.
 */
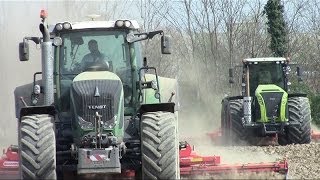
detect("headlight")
(124, 20), (131, 28)
(55, 22), (72, 31)
(53, 37), (62, 46)
(63, 22), (72, 29)
(115, 20), (132, 28)
(78, 116), (94, 130)
(55, 23), (63, 31)
(103, 115), (117, 129)
(115, 20), (124, 27)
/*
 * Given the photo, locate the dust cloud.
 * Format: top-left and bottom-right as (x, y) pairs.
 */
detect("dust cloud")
(177, 58), (280, 177)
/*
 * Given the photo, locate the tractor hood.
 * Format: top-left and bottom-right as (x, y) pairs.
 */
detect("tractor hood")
(255, 84), (288, 123)
(70, 71), (124, 145)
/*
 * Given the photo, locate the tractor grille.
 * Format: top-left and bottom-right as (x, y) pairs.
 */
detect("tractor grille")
(71, 79), (122, 124)
(261, 92), (283, 119)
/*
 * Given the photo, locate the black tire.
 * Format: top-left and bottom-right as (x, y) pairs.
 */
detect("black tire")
(228, 99), (249, 145)
(221, 99), (232, 145)
(285, 97), (312, 144)
(277, 134), (289, 146)
(140, 111), (179, 180)
(19, 114), (56, 179)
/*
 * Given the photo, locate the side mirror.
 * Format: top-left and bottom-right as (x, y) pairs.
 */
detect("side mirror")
(296, 67), (303, 82)
(19, 40), (29, 61)
(229, 68), (235, 84)
(161, 35), (171, 54)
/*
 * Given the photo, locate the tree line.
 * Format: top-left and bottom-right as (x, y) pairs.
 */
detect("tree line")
(134, 0), (320, 124)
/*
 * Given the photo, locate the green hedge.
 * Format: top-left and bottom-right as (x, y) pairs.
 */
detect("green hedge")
(290, 82), (320, 126)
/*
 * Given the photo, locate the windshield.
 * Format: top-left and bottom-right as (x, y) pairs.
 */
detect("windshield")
(249, 62), (285, 95)
(60, 30), (130, 74)
(57, 30), (133, 110)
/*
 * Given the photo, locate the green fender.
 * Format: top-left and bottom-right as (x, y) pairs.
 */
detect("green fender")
(143, 74), (179, 109)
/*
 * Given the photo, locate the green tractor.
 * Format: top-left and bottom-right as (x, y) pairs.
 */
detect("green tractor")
(221, 57), (311, 145)
(16, 11), (179, 179)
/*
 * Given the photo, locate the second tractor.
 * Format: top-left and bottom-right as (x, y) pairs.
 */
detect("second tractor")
(221, 57), (311, 145)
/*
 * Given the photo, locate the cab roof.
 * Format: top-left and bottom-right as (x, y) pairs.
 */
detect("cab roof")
(49, 20), (140, 33)
(243, 57), (287, 63)
(71, 20), (140, 30)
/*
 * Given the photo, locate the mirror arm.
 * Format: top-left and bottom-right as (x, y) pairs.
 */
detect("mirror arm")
(134, 30), (164, 40)
(24, 37), (41, 45)
(147, 30), (163, 39)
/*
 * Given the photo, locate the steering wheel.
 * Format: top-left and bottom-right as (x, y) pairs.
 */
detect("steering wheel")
(84, 61), (110, 72)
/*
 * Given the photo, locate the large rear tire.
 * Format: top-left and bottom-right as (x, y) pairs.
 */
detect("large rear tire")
(140, 111), (179, 180)
(221, 99), (231, 145)
(286, 97), (312, 144)
(19, 114), (56, 179)
(225, 99), (248, 145)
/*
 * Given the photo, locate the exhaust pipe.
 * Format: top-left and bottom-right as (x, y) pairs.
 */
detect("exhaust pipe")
(243, 96), (252, 124)
(39, 12), (54, 105)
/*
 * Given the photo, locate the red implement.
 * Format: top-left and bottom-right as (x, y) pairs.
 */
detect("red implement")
(0, 145), (19, 179)
(311, 130), (320, 142)
(0, 143), (288, 178)
(179, 142), (288, 176)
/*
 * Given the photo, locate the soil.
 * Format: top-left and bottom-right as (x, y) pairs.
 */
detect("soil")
(180, 131), (320, 179)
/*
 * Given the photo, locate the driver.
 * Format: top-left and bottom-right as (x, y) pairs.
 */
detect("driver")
(258, 70), (272, 84)
(80, 39), (109, 71)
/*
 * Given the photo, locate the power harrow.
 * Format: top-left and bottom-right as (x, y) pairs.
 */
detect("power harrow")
(0, 142), (288, 179)
(0, 145), (19, 179)
(179, 141), (288, 178)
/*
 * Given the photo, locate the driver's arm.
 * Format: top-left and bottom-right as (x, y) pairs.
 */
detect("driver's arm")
(80, 54), (91, 71)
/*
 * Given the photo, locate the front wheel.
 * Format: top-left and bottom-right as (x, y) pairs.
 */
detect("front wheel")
(19, 114), (56, 179)
(286, 97), (311, 144)
(140, 111), (179, 180)
(228, 99), (248, 145)
(278, 97), (311, 145)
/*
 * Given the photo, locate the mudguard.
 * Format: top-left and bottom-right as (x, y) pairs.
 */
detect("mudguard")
(143, 74), (179, 109)
(19, 105), (55, 120)
(14, 80), (44, 118)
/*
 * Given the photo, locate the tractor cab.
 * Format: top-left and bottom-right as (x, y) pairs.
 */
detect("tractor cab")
(242, 58), (289, 124)
(52, 21), (140, 114)
(246, 58), (286, 96)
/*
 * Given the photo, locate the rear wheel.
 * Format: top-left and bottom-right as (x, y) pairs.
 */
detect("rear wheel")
(226, 99), (248, 145)
(221, 99), (231, 145)
(19, 114), (56, 179)
(140, 111), (179, 180)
